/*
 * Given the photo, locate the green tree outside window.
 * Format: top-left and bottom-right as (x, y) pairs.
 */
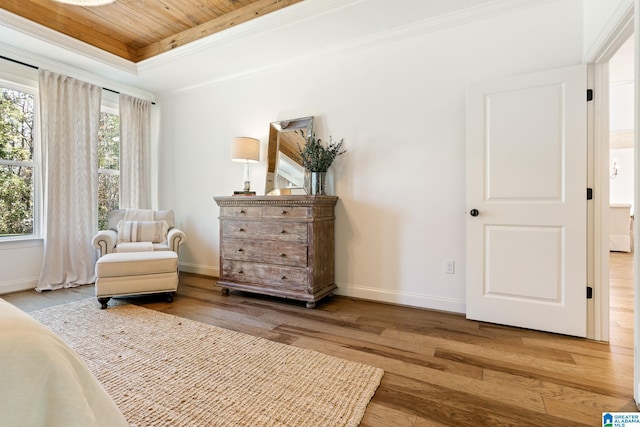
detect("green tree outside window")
(0, 88), (34, 237)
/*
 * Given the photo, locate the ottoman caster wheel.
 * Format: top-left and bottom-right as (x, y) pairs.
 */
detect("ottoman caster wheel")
(221, 288), (230, 296)
(167, 293), (174, 303)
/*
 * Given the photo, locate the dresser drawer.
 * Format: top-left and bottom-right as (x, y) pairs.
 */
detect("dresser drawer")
(222, 261), (308, 292)
(222, 241), (307, 267)
(221, 241), (264, 262)
(222, 221), (307, 242)
(263, 206), (310, 219)
(220, 206), (261, 218)
(265, 242), (307, 267)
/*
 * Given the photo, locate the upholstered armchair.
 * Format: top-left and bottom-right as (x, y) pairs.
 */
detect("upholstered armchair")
(92, 209), (186, 258)
(92, 209), (186, 309)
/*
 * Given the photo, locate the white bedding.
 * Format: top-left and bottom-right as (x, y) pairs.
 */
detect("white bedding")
(0, 298), (128, 427)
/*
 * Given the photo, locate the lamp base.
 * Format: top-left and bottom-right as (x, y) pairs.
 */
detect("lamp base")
(233, 191), (256, 196)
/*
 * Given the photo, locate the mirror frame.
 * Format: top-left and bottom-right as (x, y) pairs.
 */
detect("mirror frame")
(265, 116), (314, 195)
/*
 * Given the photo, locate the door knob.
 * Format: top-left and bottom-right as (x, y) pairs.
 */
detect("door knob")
(470, 209), (479, 217)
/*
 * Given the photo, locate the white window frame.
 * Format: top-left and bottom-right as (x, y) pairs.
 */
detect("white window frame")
(0, 76), (41, 242)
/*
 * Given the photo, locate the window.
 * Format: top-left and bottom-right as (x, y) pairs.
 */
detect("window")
(98, 109), (120, 231)
(0, 85), (37, 239)
(0, 72), (122, 236)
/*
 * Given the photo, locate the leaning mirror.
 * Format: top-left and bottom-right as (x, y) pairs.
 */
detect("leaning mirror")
(265, 116), (313, 195)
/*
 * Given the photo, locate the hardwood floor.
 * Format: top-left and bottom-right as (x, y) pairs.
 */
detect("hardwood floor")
(2, 253), (636, 426)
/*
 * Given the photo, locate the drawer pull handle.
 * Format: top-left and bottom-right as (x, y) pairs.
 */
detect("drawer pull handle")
(281, 276), (287, 280)
(281, 210), (287, 215)
(280, 253), (286, 257)
(281, 230), (286, 234)
(238, 270), (244, 274)
(239, 228), (245, 232)
(240, 209), (246, 214)
(238, 248), (244, 252)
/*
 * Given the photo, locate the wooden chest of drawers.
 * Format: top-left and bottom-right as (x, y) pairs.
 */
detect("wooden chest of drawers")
(213, 195), (338, 308)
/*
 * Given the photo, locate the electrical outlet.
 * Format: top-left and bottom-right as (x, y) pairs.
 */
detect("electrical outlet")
(445, 259), (455, 274)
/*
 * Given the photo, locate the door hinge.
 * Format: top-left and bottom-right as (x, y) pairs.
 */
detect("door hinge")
(587, 89), (593, 102)
(587, 286), (593, 299)
(587, 188), (593, 200)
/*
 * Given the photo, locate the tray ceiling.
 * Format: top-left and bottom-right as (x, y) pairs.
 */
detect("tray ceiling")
(0, 0), (302, 63)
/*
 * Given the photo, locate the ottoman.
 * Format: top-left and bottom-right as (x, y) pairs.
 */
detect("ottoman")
(95, 251), (179, 309)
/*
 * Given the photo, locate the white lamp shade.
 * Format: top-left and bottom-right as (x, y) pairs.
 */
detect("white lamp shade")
(231, 137), (260, 163)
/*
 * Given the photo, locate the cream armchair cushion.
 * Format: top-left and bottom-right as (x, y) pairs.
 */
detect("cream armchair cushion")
(92, 209), (185, 257)
(116, 220), (169, 244)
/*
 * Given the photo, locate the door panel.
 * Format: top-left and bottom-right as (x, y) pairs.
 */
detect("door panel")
(466, 65), (587, 337)
(486, 225), (562, 301)
(486, 84), (563, 200)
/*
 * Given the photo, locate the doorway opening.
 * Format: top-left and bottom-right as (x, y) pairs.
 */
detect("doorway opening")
(608, 35), (635, 348)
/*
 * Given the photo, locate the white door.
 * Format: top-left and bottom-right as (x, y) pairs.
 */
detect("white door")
(466, 65), (587, 337)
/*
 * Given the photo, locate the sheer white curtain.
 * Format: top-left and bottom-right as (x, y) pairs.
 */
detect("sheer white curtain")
(119, 93), (151, 209)
(37, 70), (101, 291)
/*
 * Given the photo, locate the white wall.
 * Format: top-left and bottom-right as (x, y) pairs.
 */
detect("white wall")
(158, 0), (584, 312)
(0, 240), (43, 293)
(610, 148), (635, 209)
(611, 82), (635, 130)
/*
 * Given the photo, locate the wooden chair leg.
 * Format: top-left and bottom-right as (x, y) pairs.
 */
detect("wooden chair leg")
(98, 297), (111, 309)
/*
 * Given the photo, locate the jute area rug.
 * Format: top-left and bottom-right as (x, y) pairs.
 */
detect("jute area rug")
(31, 299), (383, 427)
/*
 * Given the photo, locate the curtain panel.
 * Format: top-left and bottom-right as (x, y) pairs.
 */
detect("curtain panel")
(37, 70), (101, 291)
(119, 94), (151, 209)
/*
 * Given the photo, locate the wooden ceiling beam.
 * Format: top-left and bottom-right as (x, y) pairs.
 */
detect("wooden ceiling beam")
(134, 0), (302, 62)
(0, 0), (302, 63)
(1, 0), (133, 60)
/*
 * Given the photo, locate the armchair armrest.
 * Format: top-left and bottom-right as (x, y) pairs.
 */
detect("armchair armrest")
(92, 230), (117, 257)
(167, 228), (186, 253)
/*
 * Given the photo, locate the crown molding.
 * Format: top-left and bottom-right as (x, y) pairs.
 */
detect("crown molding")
(0, 0), (360, 83)
(148, 0), (549, 76)
(159, 0), (556, 98)
(137, 0), (362, 72)
(361, 0), (557, 47)
(0, 8), (137, 75)
(0, 0), (567, 98)
(0, 42), (155, 103)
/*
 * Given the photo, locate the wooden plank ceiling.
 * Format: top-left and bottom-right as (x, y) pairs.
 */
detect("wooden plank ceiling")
(1, 0), (302, 62)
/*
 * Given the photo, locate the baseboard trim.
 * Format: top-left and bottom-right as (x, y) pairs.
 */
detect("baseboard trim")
(0, 277), (38, 295)
(179, 262), (219, 277)
(335, 283), (466, 314)
(175, 267), (466, 314)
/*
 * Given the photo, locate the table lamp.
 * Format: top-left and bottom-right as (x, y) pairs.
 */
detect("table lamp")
(231, 137), (260, 194)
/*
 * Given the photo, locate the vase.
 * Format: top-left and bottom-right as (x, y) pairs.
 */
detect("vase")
(305, 171), (326, 195)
